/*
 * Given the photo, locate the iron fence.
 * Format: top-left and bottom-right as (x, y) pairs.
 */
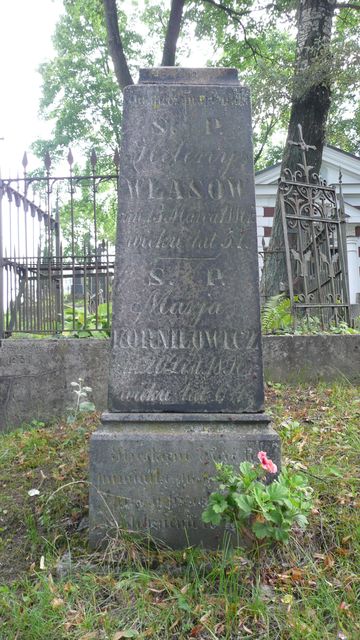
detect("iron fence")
(0, 150), (118, 338)
(279, 126), (350, 328)
(0, 135), (351, 339)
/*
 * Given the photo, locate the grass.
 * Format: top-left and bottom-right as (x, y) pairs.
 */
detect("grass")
(0, 383), (359, 639)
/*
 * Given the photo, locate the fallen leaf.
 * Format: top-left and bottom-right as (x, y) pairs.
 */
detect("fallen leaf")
(189, 624), (204, 637)
(214, 623), (225, 634)
(48, 573), (56, 593)
(51, 597), (65, 609)
(289, 568), (305, 581)
(79, 633), (100, 640)
(241, 623), (253, 635)
(169, 619), (180, 631)
(200, 611), (211, 624)
(324, 554), (335, 569)
(112, 631), (139, 639)
(180, 583), (191, 594)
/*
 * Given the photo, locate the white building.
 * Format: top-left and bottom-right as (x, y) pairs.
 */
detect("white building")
(255, 146), (360, 305)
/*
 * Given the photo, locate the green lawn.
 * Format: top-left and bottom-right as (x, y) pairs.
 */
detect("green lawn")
(0, 384), (359, 640)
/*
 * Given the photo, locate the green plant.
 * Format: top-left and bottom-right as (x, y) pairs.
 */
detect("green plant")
(327, 321), (357, 334)
(62, 303), (111, 338)
(202, 453), (313, 544)
(67, 378), (95, 424)
(261, 294), (293, 333)
(262, 296), (359, 335)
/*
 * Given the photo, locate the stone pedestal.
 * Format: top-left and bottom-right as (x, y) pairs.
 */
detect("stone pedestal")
(89, 67), (281, 548)
(89, 412), (280, 549)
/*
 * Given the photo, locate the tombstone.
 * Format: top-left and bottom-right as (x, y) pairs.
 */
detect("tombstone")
(71, 275), (84, 298)
(89, 67), (281, 548)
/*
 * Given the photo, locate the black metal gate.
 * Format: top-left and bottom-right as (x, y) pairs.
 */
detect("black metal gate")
(278, 126), (350, 328)
(0, 150), (118, 338)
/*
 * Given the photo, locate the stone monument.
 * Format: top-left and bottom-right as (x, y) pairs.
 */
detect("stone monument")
(89, 67), (280, 548)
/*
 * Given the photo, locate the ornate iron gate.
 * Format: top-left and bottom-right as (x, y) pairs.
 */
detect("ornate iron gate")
(279, 126), (350, 328)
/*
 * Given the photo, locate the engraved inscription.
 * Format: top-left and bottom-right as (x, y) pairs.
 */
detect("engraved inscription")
(115, 383), (170, 403)
(124, 229), (245, 252)
(121, 203), (249, 226)
(122, 177), (242, 201)
(117, 328), (244, 351)
(207, 268), (225, 287)
(131, 140), (235, 175)
(132, 289), (222, 325)
(117, 352), (256, 377)
(127, 87), (248, 108)
(111, 448), (191, 464)
(109, 78), (263, 412)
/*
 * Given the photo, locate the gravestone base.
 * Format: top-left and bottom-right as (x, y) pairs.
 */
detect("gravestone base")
(89, 412), (280, 549)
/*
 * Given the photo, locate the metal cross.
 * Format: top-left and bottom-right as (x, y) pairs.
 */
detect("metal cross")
(288, 124), (316, 183)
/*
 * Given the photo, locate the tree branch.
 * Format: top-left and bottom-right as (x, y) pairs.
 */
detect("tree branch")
(201, 0), (250, 20)
(161, 0), (186, 66)
(200, 0), (262, 60)
(254, 115), (277, 165)
(102, 0), (134, 93)
(336, 2), (360, 8)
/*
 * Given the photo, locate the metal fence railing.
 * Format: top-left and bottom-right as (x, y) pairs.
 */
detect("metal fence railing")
(0, 150), (118, 338)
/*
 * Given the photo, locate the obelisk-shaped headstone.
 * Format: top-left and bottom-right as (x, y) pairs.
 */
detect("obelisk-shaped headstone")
(90, 68), (280, 548)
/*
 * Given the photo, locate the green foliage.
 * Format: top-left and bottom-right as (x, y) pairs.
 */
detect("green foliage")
(262, 296), (359, 335)
(33, 0), (160, 160)
(57, 177), (118, 254)
(32, 0), (360, 175)
(62, 303), (111, 338)
(34, 0), (123, 158)
(202, 460), (313, 544)
(261, 294), (293, 333)
(67, 377), (95, 424)
(0, 384), (359, 638)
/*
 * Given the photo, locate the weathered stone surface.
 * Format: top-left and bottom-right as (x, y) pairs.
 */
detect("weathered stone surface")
(1, 335), (359, 432)
(262, 334), (360, 384)
(0, 338), (107, 432)
(139, 67), (239, 85)
(109, 67), (264, 413)
(89, 413), (280, 549)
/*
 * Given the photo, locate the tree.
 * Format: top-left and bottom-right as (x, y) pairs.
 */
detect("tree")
(34, 0), (360, 267)
(35, 3), (119, 159)
(102, 0), (186, 86)
(264, 0), (360, 297)
(36, 1), (360, 169)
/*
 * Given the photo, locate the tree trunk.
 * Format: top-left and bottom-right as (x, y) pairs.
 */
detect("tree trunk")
(161, 0), (186, 66)
(263, 0), (337, 298)
(102, 0), (134, 92)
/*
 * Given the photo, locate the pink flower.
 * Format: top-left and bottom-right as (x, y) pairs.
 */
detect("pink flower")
(257, 451), (278, 474)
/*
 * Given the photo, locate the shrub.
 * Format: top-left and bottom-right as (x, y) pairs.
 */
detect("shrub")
(202, 452), (313, 544)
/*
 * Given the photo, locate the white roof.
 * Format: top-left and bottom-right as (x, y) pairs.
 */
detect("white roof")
(255, 146), (360, 186)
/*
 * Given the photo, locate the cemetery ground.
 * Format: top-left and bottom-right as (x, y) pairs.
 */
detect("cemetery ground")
(0, 384), (359, 640)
